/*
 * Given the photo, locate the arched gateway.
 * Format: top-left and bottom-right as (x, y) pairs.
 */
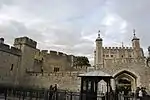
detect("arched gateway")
(114, 70), (137, 94)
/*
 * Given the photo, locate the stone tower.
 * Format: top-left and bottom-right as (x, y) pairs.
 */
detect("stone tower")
(95, 31), (103, 68)
(132, 29), (142, 58)
(14, 37), (37, 85)
(0, 38), (4, 44)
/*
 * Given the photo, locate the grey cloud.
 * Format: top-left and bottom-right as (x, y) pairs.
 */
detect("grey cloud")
(4, 0), (106, 22)
(1, 0), (150, 64)
(0, 20), (44, 45)
(72, 42), (94, 55)
(0, 0), (13, 7)
(107, 0), (150, 52)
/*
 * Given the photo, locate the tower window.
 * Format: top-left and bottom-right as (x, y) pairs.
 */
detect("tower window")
(106, 55), (109, 57)
(111, 55), (113, 57)
(122, 55), (123, 58)
(54, 67), (59, 72)
(10, 64), (14, 71)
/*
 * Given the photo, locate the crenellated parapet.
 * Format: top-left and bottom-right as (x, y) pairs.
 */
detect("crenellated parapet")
(14, 36), (37, 48)
(103, 46), (134, 58)
(103, 46), (133, 50)
(0, 43), (21, 56)
(40, 50), (69, 57)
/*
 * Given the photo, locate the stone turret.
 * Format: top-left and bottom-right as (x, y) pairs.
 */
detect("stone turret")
(13, 36), (37, 86)
(131, 29), (142, 58)
(0, 38), (4, 44)
(14, 36), (37, 49)
(148, 46), (150, 57)
(95, 30), (103, 68)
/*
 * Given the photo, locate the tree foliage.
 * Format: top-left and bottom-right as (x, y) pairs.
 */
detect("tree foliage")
(73, 56), (91, 67)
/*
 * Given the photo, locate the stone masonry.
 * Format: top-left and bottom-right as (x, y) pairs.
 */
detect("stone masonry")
(0, 32), (150, 92)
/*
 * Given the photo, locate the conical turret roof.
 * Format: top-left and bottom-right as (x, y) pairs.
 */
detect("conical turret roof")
(132, 29), (139, 41)
(95, 30), (102, 41)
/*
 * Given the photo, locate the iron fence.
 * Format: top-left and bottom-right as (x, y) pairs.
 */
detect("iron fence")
(0, 86), (107, 100)
(117, 93), (150, 100)
(0, 86), (150, 100)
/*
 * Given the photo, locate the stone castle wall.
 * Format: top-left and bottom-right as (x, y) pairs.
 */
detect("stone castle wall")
(103, 46), (144, 59)
(103, 47), (134, 59)
(34, 49), (75, 73)
(1, 35), (150, 92)
(0, 42), (21, 86)
(0, 43), (21, 56)
(0, 36), (77, 87)
(98, 60), (150, 90)
(23, 72), (83, 91)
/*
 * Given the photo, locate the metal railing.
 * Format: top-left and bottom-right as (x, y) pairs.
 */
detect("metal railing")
(0, 86), (106, 100)
(1, 86), (150, 100)
(117, 93), (150, 100)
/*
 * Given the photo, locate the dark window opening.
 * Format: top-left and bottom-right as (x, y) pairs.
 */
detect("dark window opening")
(10, 64), (14, 71)
(122, 55), (123, 58)
(106, 55), (109, 57)
(111, 55), (113, 57)
(54, 67), (59, 72)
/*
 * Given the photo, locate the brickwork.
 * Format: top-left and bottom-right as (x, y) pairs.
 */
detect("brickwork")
(22, 72), (83, 91)
(0, 43), (21, 86)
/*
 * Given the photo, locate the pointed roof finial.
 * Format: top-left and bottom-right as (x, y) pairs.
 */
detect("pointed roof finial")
(132, 29), (139, 41)
(96, 30), (102, 41)
(98, 30), (100, 38)
(133, 29), (136, 36)
(122, 42), (124, 47)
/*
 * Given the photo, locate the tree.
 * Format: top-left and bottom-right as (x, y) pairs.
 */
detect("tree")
(73, 56), (91, 68)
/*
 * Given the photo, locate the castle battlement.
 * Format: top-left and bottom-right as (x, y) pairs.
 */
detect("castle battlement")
(14, 36), (37, 48)
(104, 47), (133, 51)
(41, 50), (48, 54)
(50, 50), (58, 55)
(0, 43), (21, 56)
(40, 50), (68, 57)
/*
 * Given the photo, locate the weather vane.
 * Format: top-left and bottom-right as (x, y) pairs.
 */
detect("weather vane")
(133, 29), (136, 36)
(98, 30), (100, 38)
(122, 42), (124, 47)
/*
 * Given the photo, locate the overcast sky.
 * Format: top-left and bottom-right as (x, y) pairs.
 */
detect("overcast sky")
(0, 0), (150, 65)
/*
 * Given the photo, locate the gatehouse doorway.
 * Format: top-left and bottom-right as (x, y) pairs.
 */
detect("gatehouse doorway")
(114, 70), (137, 95)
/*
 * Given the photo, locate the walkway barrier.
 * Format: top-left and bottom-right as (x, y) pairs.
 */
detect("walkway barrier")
(3, 86), (150, 100)
(117, 93), (150, 100)
(0, 86), (108, 100)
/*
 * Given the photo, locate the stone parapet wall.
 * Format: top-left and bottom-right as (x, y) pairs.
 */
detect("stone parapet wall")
(0, 43), (21, 56)
(14, 36), (37, 48)
(103, 46), (133, 50)
(40, 50), (71, 58)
